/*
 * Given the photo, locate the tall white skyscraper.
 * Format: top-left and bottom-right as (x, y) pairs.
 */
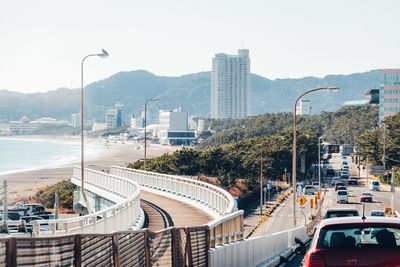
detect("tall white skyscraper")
(211, 49), (250, 119)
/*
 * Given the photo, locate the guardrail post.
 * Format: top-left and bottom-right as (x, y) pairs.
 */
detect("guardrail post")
(185, 228), (193, 267)
(8, 237), (16, 267)
(205, 226), (210, 267)
(112, 233), (120, 267)
(145, 230), (151, 267)
(171, 228), (178, 267)
(74, 234), (82, 267)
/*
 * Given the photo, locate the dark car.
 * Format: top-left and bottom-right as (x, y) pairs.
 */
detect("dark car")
(335, 182), (345, 191)
(360, 192), (373, 202)
(348, 177), (358, 185)
(302, 217), (400, 267)
(337, 186), (347, 191)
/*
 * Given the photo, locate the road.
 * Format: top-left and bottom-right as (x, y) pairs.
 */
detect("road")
(272, 153), (400, 266)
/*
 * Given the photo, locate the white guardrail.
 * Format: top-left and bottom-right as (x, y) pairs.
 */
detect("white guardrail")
(110, 166), (236, 219)
(209, 226), (308, 267)
(32, 167), (143, 237)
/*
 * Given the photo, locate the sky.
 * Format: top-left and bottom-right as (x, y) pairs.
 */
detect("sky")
(1, 0), (399, 93)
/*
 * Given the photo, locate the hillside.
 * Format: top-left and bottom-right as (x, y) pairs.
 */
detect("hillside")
(0, 69), (384, 122)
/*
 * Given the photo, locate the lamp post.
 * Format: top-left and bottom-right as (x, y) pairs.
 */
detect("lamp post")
(80, 49), (109, 211)
(292, 87), (339, 226)
(318, 136), (323, 195)
(144, 98), (159, 171)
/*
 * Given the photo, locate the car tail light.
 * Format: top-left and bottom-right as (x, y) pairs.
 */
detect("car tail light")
(307, 253), (325, 267)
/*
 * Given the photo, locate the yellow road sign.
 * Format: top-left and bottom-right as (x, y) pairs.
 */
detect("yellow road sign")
(296, 196), (307, 206)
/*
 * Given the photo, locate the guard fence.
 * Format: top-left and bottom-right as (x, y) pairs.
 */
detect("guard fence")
(0, 225), (209, 267)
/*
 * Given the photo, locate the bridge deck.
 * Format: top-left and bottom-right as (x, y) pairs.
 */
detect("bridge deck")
(140, 191), (213, 231)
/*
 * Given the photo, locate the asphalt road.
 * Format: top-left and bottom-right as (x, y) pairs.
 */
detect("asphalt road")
(274, 153), (400, 266)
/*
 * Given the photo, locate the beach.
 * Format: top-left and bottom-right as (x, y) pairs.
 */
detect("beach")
(2, 136), (178, 204)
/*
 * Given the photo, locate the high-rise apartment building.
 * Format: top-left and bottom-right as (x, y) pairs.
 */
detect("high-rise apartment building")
(379, 69), (400, 123)
(115, 102), (124, 127)
(296, 100), (311, 115)
(211, 49), (250, 119)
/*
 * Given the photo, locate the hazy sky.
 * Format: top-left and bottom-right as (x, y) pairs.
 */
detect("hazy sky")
(1, 0), (399, 93)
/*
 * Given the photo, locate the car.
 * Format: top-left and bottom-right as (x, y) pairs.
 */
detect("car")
(348, 177), (358, 185)
(331, 177), (340, 186)
(370, 210), (385, 217)
(335, 182), (345, 191)
(336, 190), (348, 204)
(360, 192), (373, 202)
(342, 166), (349, 172)
(305, 185), (314, 195)
(323, 208), (359, 219)
(340, 171), (349, 179)
(302, 217), (400, 267)
(369, 181), (380, 191)
(342, 161), (348, 166)
(327, 168), (335, 176)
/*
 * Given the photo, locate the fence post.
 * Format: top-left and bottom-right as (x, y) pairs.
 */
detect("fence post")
(112, 233), (120, 267)
(145, 230), (151, 267)
(171, 228), (178, 267)
(185, 228), (193, 267)
(205, 226), (210, 267)
(8, 237), (16, 267)
(74, 234), (82, 267)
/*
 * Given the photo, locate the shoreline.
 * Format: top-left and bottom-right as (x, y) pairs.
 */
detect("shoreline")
(2, 136), (178, 204)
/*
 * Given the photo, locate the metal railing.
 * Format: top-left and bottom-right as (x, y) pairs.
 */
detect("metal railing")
(32, 167), (142, 237)
(110, 166), (236, 218)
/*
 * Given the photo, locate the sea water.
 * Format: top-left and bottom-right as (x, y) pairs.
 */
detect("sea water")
(0, 138), (104, 175)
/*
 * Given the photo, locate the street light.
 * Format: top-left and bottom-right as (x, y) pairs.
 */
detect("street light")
(292, 87), (339, 226)
(144, 98), (159, 171)
(80, 49), (109, 212)
(318, 136), (323, 195)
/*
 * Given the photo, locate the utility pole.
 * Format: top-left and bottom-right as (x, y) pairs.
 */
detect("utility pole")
(260, 151), (263, 215)
(383, 123), (386, 171)
(3, 180), (7, 221)
(55, 192), (59, 220)
(318, 137), (322, 195)
(391, 168), (395, 216)
(366, 155), (369, 184)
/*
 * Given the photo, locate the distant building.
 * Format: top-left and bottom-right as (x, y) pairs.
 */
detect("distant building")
(158, 108), (195, 146)
(364, 89), (379, 105)
(9, 116), (67, 135)
(106, 109), (117, 129)
(296, 99), (311, 115)
(92, 123), (107, 132)
(71, 113), (81, 128)
(115, 102), (124, 127)
(379, 69), (400, 123)
(342, 100), (368, 107)
(211, 49), (250, 119)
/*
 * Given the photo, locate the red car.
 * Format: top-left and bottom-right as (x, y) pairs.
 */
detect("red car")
(360, 192), (373, 202)
(302, 217), (400, 266)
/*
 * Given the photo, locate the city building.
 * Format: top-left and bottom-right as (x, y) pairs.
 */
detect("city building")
(106, 109), (117, 129)
(9, 116), (68, 135)
(92, 123), (107, 132)
(296, 99), (311, 115)
(364, 89), (379, 105)
(158, 108), (195, 146)
(115, 102), (124, 127)
(379, 69), (400, 123)
(211, 49), (250, 119)
(71, 113), (81, 128)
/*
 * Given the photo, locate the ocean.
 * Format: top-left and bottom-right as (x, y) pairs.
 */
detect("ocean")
(0, 138), (104, 175)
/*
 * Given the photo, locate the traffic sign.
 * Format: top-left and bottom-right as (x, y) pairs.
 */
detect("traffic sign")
(282, 174), (286, 181)
(296, 196), (307, 206)
(284, 167), (287, 172)
(267, 182), (272, 190)
(296, 183), (303, 194)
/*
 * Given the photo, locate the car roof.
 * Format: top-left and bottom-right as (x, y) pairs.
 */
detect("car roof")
(320, 216), (400, 228)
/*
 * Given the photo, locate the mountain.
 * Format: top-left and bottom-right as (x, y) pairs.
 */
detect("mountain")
(0, 69), (385, 122)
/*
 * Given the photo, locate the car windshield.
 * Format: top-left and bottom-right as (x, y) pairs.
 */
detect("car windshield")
(317, 225), (400, 248)
(362, 193), (372, 196)
(338, 191), (347, 195)
(371, 211), (385, 216)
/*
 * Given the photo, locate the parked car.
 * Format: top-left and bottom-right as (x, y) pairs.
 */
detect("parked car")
(335, 182), (345, 191)
(336, 190), (348, 204)
(302, 217), (400, 267)
(360, 192), (373, 202)
(348, 177), (358, 185)
(304, 185), (314, 195)
(323, 208), (359, 219)
(369, 181), (380, 191)
(370, 210), (385, 217)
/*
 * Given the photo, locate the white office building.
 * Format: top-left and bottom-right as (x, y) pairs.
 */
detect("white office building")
(296, 100), (311, 115)
(106, 109), (117, 129)
(158, 109), (195, 145)
(71, 113), (81, 128)
(211, 49), (250, 119)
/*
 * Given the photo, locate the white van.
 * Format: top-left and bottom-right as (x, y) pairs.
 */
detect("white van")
(369, 181), (380, 191)
(336, 190), (348, 203)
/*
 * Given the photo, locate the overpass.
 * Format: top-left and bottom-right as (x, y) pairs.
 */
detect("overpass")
(0, 166), (310, 266)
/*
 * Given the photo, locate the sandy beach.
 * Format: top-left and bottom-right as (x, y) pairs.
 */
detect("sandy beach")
(2, 136), (178, 204)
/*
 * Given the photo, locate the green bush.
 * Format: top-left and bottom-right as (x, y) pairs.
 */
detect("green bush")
(33, 180), (75, 210)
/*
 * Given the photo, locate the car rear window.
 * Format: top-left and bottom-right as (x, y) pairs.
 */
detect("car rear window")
(317, 225), (400, 249)
(338, 191), (347, 195)
(326, 211), (359, 218)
